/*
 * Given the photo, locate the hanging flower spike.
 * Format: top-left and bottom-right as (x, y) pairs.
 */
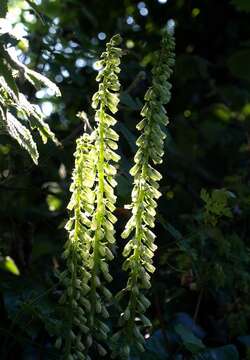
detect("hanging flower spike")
(58, 133), (96, 360)
(112, 30), (175, 358)
(58, 34), (122, 360)
(88, 34), (122, 354)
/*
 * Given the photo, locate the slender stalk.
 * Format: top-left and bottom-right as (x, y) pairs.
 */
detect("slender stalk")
(90, 105), (105, 326)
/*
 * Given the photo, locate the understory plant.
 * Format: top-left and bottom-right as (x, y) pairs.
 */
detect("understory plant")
(2, 2), (250, 360)
(59, 29), (175, 360)
(112, 29), (175, 358)
(58, 34), (122, 360)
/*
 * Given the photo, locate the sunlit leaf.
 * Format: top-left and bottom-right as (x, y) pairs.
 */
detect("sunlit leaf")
(0, 256), (20, 275)
(5, 112), (39, 164)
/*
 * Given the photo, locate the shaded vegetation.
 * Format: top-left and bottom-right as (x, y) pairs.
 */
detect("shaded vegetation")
(0, 0), (250, 359)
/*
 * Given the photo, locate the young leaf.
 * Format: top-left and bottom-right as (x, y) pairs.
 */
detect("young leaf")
(0, 256), (20, 275)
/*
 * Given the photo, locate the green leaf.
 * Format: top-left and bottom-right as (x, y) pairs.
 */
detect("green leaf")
(46, 194), (62, 212)
(0, 103), (6, 124)
(0, 57), (19, 99)
(0, 256), (20, 275)
(18, 93), (59, 145)
(175, 324), (205, 354)
(4, 49), (61, 96)
(120, 93), (141, 110)
(25, 68), (61, 96)
(159, 217), (183, 241)
(29, 112), (60, 145)
(144, 330), (169, 360)
(5, 112), (39, 164)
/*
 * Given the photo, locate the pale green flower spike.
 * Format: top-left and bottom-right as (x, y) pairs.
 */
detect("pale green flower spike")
(89, 33), (122, 350)
(58, 133), (95, 360)
(112, 30), (175, 358)
(59, 34), (122, 360)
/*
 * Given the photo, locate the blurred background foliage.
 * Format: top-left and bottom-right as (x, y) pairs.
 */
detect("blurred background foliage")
(1, 0), (250, 359)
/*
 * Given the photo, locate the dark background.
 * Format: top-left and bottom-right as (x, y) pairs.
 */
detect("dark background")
(1, 0), (250, 359)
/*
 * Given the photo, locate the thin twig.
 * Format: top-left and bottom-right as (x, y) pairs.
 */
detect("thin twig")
(193, 288), (204, 323)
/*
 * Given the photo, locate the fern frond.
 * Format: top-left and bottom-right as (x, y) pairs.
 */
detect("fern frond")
(112, 30), (175, 358)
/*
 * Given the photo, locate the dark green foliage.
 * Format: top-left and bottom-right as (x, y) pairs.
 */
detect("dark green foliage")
(0, 0), (8, 18)
(1, 1), (250, 360)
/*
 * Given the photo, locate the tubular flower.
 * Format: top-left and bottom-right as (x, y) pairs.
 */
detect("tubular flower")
(58, 34), (122, 360)
(88, 34), (122, 350)
(113, 30), (175, 358)
(58, 133), (96, 360)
